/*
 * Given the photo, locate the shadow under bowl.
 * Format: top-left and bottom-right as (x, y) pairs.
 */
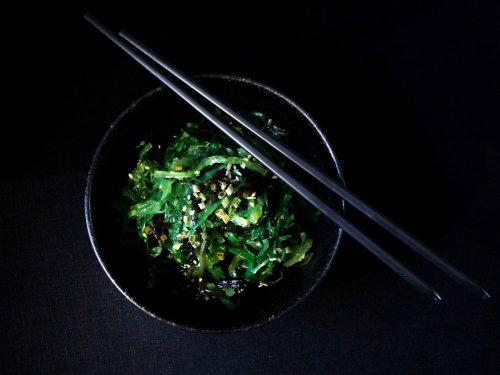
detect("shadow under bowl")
(85, 74), (345, 332)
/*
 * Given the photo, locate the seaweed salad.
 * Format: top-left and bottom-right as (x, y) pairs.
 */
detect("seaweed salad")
(122, 113), (314, 309)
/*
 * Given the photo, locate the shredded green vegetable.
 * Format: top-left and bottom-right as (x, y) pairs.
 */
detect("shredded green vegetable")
(122, 114), (315, 308)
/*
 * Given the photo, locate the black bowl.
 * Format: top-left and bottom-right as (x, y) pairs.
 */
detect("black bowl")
(85, 74), (345, 332)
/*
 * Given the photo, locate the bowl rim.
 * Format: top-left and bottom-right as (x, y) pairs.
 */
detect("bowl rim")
(84, 74), (346, 332)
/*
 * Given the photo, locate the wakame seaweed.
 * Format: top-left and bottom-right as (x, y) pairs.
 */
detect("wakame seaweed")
(122, 113), (314, 308)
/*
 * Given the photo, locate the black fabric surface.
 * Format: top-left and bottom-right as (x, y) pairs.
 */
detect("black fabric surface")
(2, 3), (500, 374)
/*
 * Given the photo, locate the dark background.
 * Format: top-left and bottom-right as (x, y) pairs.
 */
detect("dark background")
(2, 2), (499, 373)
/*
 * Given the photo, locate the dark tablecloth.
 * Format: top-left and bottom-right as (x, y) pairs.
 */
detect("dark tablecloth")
(2, 3), (499, 374)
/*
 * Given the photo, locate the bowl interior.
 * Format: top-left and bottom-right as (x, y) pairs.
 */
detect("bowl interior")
(86, 75), (344, 331)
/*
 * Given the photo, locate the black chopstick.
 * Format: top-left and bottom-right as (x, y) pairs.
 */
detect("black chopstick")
(84, 13), (488, 300)
(119, 31), (490, 300)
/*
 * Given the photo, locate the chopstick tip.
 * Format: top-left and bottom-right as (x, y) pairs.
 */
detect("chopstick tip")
(433, 292), (442, 302)
(481, 288), (492, 300)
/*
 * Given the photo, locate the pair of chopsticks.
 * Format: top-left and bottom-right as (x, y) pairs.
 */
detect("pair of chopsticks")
(84, 13), (490, 301)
